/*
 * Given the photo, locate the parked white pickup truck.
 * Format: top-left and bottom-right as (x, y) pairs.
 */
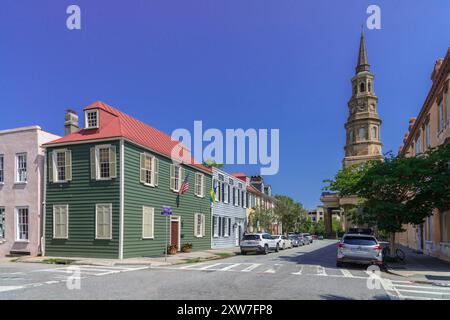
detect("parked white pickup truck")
(240, 233), (279, 255)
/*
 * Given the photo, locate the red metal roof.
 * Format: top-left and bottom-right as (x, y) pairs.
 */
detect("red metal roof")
(45, 101), (211, 173)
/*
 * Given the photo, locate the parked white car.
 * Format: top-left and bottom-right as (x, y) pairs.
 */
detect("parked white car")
(240, 233), (280, 255)
(272, 235), (292, 250)
(336, 233), (383, 267)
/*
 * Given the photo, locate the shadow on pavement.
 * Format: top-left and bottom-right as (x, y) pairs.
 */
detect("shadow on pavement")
(276, 241), (370, 271)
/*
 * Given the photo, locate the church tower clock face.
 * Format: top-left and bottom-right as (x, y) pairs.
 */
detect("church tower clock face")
(343, 29), (383, 168)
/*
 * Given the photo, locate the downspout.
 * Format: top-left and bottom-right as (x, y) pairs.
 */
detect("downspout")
(119, 139), (124, 259)
(41, 148), (47, 256)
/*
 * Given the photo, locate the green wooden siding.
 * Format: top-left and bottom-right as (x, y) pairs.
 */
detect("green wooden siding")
(123, 141), (212, 258)
(45, 141), (121, 258)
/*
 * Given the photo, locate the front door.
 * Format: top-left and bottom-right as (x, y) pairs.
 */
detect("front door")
(235, 225), (242, 246)
(171, 220), (179, 250)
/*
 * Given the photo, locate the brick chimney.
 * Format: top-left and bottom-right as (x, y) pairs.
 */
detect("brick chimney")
(64, 109), (79, 135)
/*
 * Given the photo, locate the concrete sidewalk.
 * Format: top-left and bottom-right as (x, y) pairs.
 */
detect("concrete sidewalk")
(386, 245), (450, 284)
(14, 247), (240, 267)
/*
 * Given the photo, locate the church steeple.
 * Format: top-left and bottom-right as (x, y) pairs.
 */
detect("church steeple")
(344, 29), (383, 168)
(356, 27), (370, 74)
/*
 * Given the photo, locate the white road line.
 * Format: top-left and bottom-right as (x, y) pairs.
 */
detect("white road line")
(199, 263), (223, 270)
(241, 264), (261, 272)
(292, 266), (304, 275)
(340, 269), (353, 278)
(400, 295), (446, 300)
(179, 263), (209, 269)
(316, 266), (327, 276)
(264, 264), (282, 274)
(394, 284), (450, 291)
(0, 286), (24, 293)
(396, 289), (450, 296)
(218, 264), (241, 271)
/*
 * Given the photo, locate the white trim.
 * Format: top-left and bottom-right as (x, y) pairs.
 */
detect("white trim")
(85, 109), (99, 129)
(95, 203), (113, 240)
(119, 139), (124, 259)
(170, 216), (181, 251)
(15, 153), (27, 184)
(52, 149), (70, 183)
(95, 144), (113, 181)
(52, 204), (69, 239)
(15, 206), (29, 242)
(141, 152), (156, 187)
(142, 206), (155, 239)
(194, 172), (205, 198)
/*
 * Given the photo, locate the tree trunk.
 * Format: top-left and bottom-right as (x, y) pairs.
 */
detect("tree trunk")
(390, 232), (396, 256)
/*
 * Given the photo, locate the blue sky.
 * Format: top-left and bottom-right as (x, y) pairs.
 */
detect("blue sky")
(1, 1), (449, 209)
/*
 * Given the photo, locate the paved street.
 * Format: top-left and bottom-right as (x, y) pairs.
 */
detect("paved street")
(1, 240), (449, 300)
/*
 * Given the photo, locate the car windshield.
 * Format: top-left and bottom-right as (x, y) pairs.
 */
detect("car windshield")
(343, 236), (377, 246)
(242, 235), (260, 241)
(288, 236), (297, 240)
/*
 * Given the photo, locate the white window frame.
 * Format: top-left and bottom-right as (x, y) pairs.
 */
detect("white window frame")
(96, 145), (114, 180)
(85, 110), (99, 129)
(52, 149), (72, 183)
(142, 206), (155, 239)
(0, 154), (4, 184)
(223, 183), (229, 204)
(53, 205), (69, 239)
(15, 153), (27, 183)
(15, 207), (29, 242)
(195, 173), (204, 197)
(224, 217), (230, 237)
(213, 216), (219, 238)
(95, 203), (112, 240)
(170, 164), (182, 192)
(194, 213), (205, 238)
(141, 153), (156, 186)
(0, 207), (5, 239)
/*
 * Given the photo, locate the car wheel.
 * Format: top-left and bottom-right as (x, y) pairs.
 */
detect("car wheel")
(336, 261), (343, 268)
(263, 244), (269, 255)
(275, 244), (279, 252)
(282, 243), (286, 250)
(241, 251), (246, 255)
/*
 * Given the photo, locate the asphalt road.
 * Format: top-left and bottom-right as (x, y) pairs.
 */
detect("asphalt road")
(1, 240), (449, 300)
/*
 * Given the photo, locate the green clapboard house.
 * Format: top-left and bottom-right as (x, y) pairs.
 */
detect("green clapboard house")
(43, 101), (212, 259)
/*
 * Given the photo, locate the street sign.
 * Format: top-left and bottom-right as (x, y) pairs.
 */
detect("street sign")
(161, 206), (173, 216)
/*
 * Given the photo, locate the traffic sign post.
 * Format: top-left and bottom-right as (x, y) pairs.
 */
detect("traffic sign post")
(161, 206), (173, 262)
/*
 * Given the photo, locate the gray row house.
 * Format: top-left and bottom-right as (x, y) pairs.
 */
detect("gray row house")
(211, 168), (247, 248)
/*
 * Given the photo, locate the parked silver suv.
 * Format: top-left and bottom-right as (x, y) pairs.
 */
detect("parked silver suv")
(240, 233), (279, 255)
(336, 233), (383, 267)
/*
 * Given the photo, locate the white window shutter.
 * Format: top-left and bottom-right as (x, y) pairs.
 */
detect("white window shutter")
(140, 153), (146, 184)
(170, 164), (175, 190)
(109, 146), (117, 178)
(194, 213), (198, 237)
(154, 158), (159, 186)
(201, 214), (205, 237)
(66, 150), (72, 181)
(90, 147), (96, 180)
(48, 151), (54, 183)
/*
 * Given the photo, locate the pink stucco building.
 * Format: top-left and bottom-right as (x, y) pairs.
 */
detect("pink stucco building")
(0, 126), (60, 257)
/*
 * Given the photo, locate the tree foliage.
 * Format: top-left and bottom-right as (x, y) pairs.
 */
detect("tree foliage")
(273, 195), (307, 233)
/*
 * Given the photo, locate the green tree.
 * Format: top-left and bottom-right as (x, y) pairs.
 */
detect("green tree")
(273, 195), (307, 234)
(325, 144), (450, 255)
(202, 159), (224, 168)
(251, 205), (275, 233)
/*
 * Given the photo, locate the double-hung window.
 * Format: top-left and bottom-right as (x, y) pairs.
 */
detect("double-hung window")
(194, 213), (205, 238)
(170, 164), (183, 192)
(195, 173), (204, 197)
(439, 100), (445, 132)
(53, 205), (69, 239)
(224, 218), (230, 237)
(90, 145), (117, 180)
(0, 207), (5, 239)
(96, 204), (112, 240)
(140, 153), (158, 186)
(0, 155), (4, 183)
(49, 150), (72, 183)
(16, 207), (29, 241)
(213, 216), (219, 238)
(223, 183), (229, 203)
(85, 110), (99, 129)
(142, 206), (154, 239)
(16, 153), (27, 183)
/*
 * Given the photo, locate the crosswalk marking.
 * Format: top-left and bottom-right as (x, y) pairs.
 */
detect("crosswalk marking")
(179, 263), (209, 270)
(241, 264), (261, 272)
(340, 269), (353, 278)
(292, 266), (304, 275)
(382, 279), (450, 300)
(218, 264), (241, 271)
(396, 289), (450, 296)
(264, 264), (282, 274)
(199, 263), (223, 270)
(316, 266), (327, 276)
(0, 286), (24, 293)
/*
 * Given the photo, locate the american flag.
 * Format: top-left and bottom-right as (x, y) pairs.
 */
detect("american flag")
(179, 173), (190, 195)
